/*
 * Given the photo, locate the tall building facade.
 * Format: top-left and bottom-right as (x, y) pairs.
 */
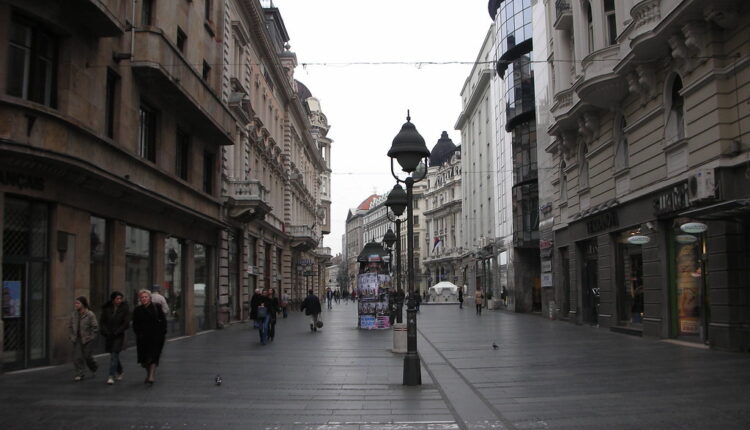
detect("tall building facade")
(0, 0), (233, 369)
(489, 0), (542, 312)
(0, 0), (332, 371)
(457, 26), (498, 301)
(423, 133), (463, 288)
(545, 0), (749, 351)
(220, 0), (329, 321)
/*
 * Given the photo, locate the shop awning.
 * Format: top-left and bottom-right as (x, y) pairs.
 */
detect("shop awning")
(679, 199), (750, 220)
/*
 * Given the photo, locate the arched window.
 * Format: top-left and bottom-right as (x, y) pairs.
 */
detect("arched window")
(585, 1), (594, 53)
(560, 160), (568, 202)
(614, 114), (629, 171)
(579, 143), (589, 190)
(665, 76), (685, 143)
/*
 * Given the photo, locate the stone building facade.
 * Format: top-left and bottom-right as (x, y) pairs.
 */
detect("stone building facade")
(544, 0), (749, 351)
(0, 0), (331, 371)
(423, 132), (463, 288)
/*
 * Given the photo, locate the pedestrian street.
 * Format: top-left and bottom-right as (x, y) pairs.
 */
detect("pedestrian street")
(2, 302), (750, 430)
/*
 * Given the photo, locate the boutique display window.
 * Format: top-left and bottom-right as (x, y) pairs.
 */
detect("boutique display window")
(669, 219), (709, 340)
(164, 236), (184, 336)
(615, 229), (644, 327)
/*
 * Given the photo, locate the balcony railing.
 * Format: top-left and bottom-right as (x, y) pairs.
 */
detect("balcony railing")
(315, 247), (332, 258)
(554, 0), (573, 30)
(131, 30), (235, 146)
(289, 225), (318, 251)
(225, 179), (271, 222)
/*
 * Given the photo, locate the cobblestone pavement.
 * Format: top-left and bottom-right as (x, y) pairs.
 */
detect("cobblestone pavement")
(1, 302), (749, 429)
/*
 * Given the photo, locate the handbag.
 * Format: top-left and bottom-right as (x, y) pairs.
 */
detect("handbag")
(257, 305), (268, 319)
(315, 320), (323, 329)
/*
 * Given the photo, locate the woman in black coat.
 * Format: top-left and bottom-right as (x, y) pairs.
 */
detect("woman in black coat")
(132, 289), (167, 385)
(100, 291), (131, 385)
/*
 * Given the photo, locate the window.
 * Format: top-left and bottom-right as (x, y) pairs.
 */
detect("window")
(205, 0), (212, 21)
(579, 142), (589, 190)
(105, 69), (119, 138)
(176, 129), (190, 180)
(202, 60), (211, 82)
(6, 17), (57, 107)
(141, 0), (154, 26)
(203, 150), (215, 194)
(176, 27), (187, 53)
(604, 0), (617, 46)
(614, 114), (628, 171)
(586, 1), (594, 53)
(511, 120), (538, 184)
(138, 105), (157, 162)
(414, 216), (419, 226)
(665, 76), (685, 143)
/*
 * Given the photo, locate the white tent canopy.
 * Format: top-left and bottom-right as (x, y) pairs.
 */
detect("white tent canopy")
(429, 281), (459, 295)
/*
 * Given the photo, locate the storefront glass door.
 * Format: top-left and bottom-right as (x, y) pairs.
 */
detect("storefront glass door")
(2, 197), (48, 370)
(670, 220), (709, 342)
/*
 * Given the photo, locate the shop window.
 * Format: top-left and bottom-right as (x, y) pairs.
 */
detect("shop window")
(227, 233), (239, 321)
(164, 236), (183, 336)
(138, 104), (157, 162)
(670, 220), (708, 339)
(665, 76), (686, 144)
(614, 114), (628, 171)
(125, 226), (151, 305)
(615, 230), (644, 326)
(6, 16), (57, 107)
(89, 216), (109, 316)
(193, 243), (209, 331)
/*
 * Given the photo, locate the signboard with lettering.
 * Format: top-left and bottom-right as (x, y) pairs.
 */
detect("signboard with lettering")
(653, 181), (689, 216)
(0, 170), (45, 191)
(585, 211), (618, 234)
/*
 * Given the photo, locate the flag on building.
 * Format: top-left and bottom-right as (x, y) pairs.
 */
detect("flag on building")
(432, 237), (443, 254)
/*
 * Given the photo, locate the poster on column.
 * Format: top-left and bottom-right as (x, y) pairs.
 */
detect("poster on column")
(356, 272), (391, 329)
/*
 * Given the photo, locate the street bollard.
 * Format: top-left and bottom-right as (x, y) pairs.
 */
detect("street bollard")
(392, 322), (407, 353)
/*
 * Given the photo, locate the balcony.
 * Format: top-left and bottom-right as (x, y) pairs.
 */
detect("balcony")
(289, 225), (318, 251)
(554, 0), (573, 31)
(315, 247), (332, 260)
(575, 45), (628, 108)
(68, 0), (124, 37)
(131, 30), (235, 146)
(225, 179), (271, 222)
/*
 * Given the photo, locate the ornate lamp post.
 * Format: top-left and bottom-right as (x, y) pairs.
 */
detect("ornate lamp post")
(384, 184), (407, 323)
(387, 111), (430, 386)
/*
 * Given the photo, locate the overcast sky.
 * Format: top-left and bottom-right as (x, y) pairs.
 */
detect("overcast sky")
(271, 0), (493, 255)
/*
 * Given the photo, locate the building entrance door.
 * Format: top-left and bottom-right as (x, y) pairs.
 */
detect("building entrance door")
(2, 197), (49, 370)
(581, 240), (599, 325)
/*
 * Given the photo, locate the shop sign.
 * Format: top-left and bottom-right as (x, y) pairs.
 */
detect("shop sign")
(541, 273), (553, 288)
(539, 239), (553, 249)
(585, 211), (618, 234)
(653, 182), (689, 216)
(0, 170), (45, 191)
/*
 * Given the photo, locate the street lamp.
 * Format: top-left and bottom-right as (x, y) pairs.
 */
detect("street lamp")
(385, 184), (407, 323)
(387, 111), (430, 386)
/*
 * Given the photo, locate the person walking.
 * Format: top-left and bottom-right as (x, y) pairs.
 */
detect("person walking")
(326, 287), (333, 310)
(281, 290), (290, 318)
(475, 288), (484, 315)
(132, 289), (167, 385)
(100, 291), (130, 385)
(458, 286), (464, 309)
(268, 288), (281, 342)
(251, 289), (273, 345)
(300, 289), (322, 332)
(68, 296), (99, 381)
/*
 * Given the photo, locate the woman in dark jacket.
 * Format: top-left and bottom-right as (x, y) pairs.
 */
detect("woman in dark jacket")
(100, 291), (131, 385)
(132, 289), (167, 385)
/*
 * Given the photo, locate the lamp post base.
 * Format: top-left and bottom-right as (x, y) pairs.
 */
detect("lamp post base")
(403, 352), (421, 386)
